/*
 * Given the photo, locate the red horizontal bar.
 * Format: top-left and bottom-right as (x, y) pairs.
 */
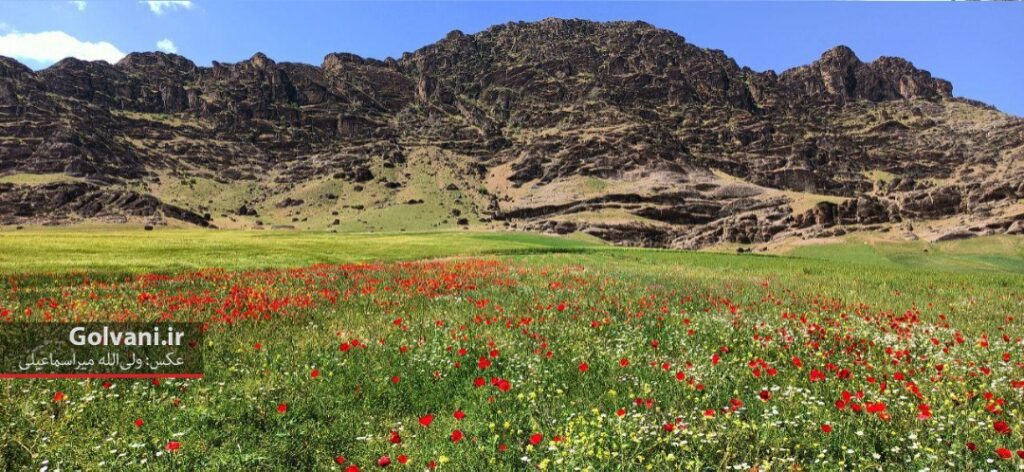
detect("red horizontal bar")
(0, 373), (204, 379)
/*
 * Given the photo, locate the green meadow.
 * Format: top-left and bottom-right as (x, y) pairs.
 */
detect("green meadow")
(0, 227), (1021, 275)
(0, 228), (1022, 470)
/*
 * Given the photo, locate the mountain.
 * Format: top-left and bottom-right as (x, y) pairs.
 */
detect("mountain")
(1, 18), (1022, 247)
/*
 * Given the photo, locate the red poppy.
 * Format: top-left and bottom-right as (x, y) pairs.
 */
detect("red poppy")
(996, 448), (1013, 460)
(809, 369), (826, 382)
(419, 414), (434, 427)
(450, 429), (464, 443)
(397, 455), (408, 465)
(166, 441), (181, 452)
(277, 403), (288, 414)
(994, 420), (1012, 435)
(578, 362), (589, 372)
(53, 391), (64, 403)
(377, 455), (391, 467)
(389, 431), (401, 444)
(335, 456), (346, 465)
(758, 390), (771, 401)
(311, 369), (319, 379)
(529, 433), (543, 445)
(453, 410), (465, 420)
(917, 404), (932, 420)
(820, 424), (832, 433)
(134, 418), (144, 428)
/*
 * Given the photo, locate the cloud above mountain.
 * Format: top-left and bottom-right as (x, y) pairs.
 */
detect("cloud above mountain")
(0, 29), (125, 66)
(156, 38), (177, 53)
(144, 1), (193, 15)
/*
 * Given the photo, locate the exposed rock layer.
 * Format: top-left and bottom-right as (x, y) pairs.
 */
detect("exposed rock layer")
(0, 19), (1021, 245)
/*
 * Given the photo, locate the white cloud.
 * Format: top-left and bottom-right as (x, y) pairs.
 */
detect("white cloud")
(0, 30), (125, 65)
(156, 38), (177, 54)
(144, 1), (193, 15)
(70, 1), (87, 11)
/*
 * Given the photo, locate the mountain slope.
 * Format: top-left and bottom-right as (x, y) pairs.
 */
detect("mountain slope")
(1, 18), (1021, 246)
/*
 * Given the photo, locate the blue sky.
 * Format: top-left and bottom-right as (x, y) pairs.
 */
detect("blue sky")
(1, 1), (1021, 115)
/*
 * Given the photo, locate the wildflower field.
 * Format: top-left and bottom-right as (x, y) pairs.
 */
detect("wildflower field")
(1, 230), (1023, 470)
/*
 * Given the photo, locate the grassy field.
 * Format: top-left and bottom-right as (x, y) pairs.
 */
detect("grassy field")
(783, 234), (1024, 274)
(1, 229), (1023, 470)
(0, 228), (601, 273)
(0, 173), (83, 185)
(1, 227), (1022, 275)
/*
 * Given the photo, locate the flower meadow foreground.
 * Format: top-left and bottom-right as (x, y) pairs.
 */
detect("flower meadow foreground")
(1, 256), (1024, 470)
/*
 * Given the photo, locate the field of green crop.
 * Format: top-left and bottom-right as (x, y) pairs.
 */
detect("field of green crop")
(0, 228), (602, 273)
(1, 229), (1022, 470)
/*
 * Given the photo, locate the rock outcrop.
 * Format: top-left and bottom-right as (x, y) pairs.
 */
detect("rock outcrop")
(0, 18), (1020, 245)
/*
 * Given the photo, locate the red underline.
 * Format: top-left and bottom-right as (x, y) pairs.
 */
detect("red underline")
(0, 373), (204, 379)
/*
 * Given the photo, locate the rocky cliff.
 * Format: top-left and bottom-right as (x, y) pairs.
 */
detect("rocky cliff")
(1, 18), (1021, 246)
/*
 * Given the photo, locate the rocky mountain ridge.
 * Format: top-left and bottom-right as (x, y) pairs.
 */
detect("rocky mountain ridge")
(1, 18), (1022, 247)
